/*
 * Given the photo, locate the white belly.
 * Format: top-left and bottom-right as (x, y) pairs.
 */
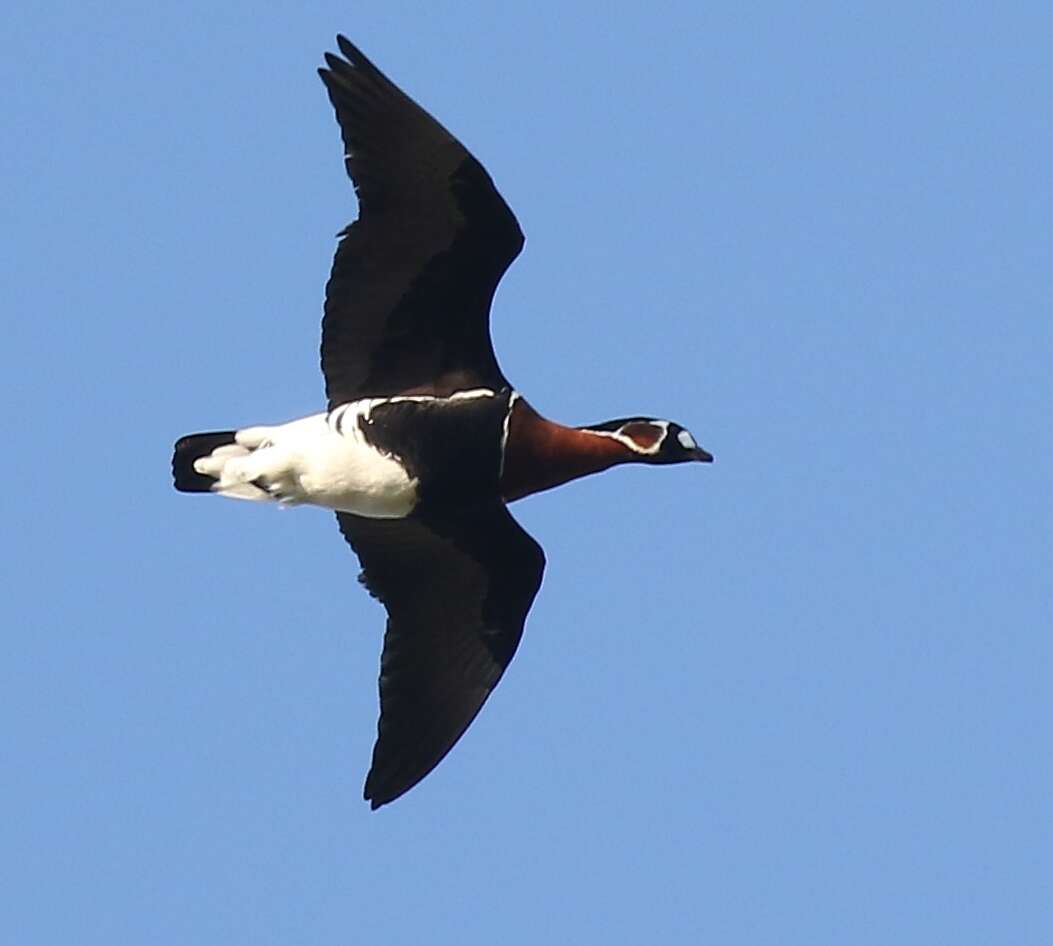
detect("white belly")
(194, 410), (418, 518)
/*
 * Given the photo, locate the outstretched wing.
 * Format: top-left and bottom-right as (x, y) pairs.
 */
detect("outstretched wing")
(318, 37), (524, 406)
(337, 504), (545, 809)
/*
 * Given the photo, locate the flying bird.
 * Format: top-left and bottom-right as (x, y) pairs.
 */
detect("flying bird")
(172, 35), (712, 809)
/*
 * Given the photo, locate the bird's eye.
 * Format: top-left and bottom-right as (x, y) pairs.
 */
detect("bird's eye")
(677, 429), (697, 450)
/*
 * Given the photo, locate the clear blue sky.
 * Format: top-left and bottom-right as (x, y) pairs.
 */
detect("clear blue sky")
(3, 3), (1050, 944)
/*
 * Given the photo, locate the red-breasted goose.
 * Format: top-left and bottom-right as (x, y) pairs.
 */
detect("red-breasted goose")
(172, 36), (712, 809)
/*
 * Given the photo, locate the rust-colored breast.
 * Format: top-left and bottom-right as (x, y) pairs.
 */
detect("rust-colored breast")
(500, 397), (635, 502)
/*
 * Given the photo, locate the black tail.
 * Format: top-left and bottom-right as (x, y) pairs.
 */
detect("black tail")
(172, 431), (236, 492)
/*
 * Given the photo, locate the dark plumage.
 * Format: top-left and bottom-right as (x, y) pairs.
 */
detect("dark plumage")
(172, 35), (711, 809)
(338, 506), (544, 809)
(319, 37), (522, 404)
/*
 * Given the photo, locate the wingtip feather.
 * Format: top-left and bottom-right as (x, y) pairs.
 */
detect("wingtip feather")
(336, 34), (357, 58)
(364, 776), (396, 810)
(328, 35), (389, 86)
(336, 34), (368, 67)
(322, 51), (345, 73)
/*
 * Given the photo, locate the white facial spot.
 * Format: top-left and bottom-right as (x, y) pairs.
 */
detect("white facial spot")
(677, 429), (697, 450)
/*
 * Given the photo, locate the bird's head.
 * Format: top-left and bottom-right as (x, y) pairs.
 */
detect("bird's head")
(581, 417), (713, 464)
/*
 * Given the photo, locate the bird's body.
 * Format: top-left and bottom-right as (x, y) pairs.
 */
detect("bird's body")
(173, 36), (711, 808)
(180, 388), (509, 517)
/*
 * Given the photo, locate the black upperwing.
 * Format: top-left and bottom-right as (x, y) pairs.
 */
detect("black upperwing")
(318, 37), (524, 406)
(337, 504), (545, 809)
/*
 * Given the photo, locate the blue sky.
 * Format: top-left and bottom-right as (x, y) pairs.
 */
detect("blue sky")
(3, 2), (1050, 943)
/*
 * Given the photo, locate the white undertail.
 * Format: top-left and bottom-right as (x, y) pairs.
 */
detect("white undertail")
(193, 408), (419, 518)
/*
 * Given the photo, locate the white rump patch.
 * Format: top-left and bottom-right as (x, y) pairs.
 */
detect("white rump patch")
(194, 390), (502, 517)
(677, 429), (697, 450)
(193, 443), (249, 479)
(193, 410), (419, 518)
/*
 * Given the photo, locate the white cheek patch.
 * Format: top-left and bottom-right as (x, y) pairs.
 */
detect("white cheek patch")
(677, 429), (697, 450)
